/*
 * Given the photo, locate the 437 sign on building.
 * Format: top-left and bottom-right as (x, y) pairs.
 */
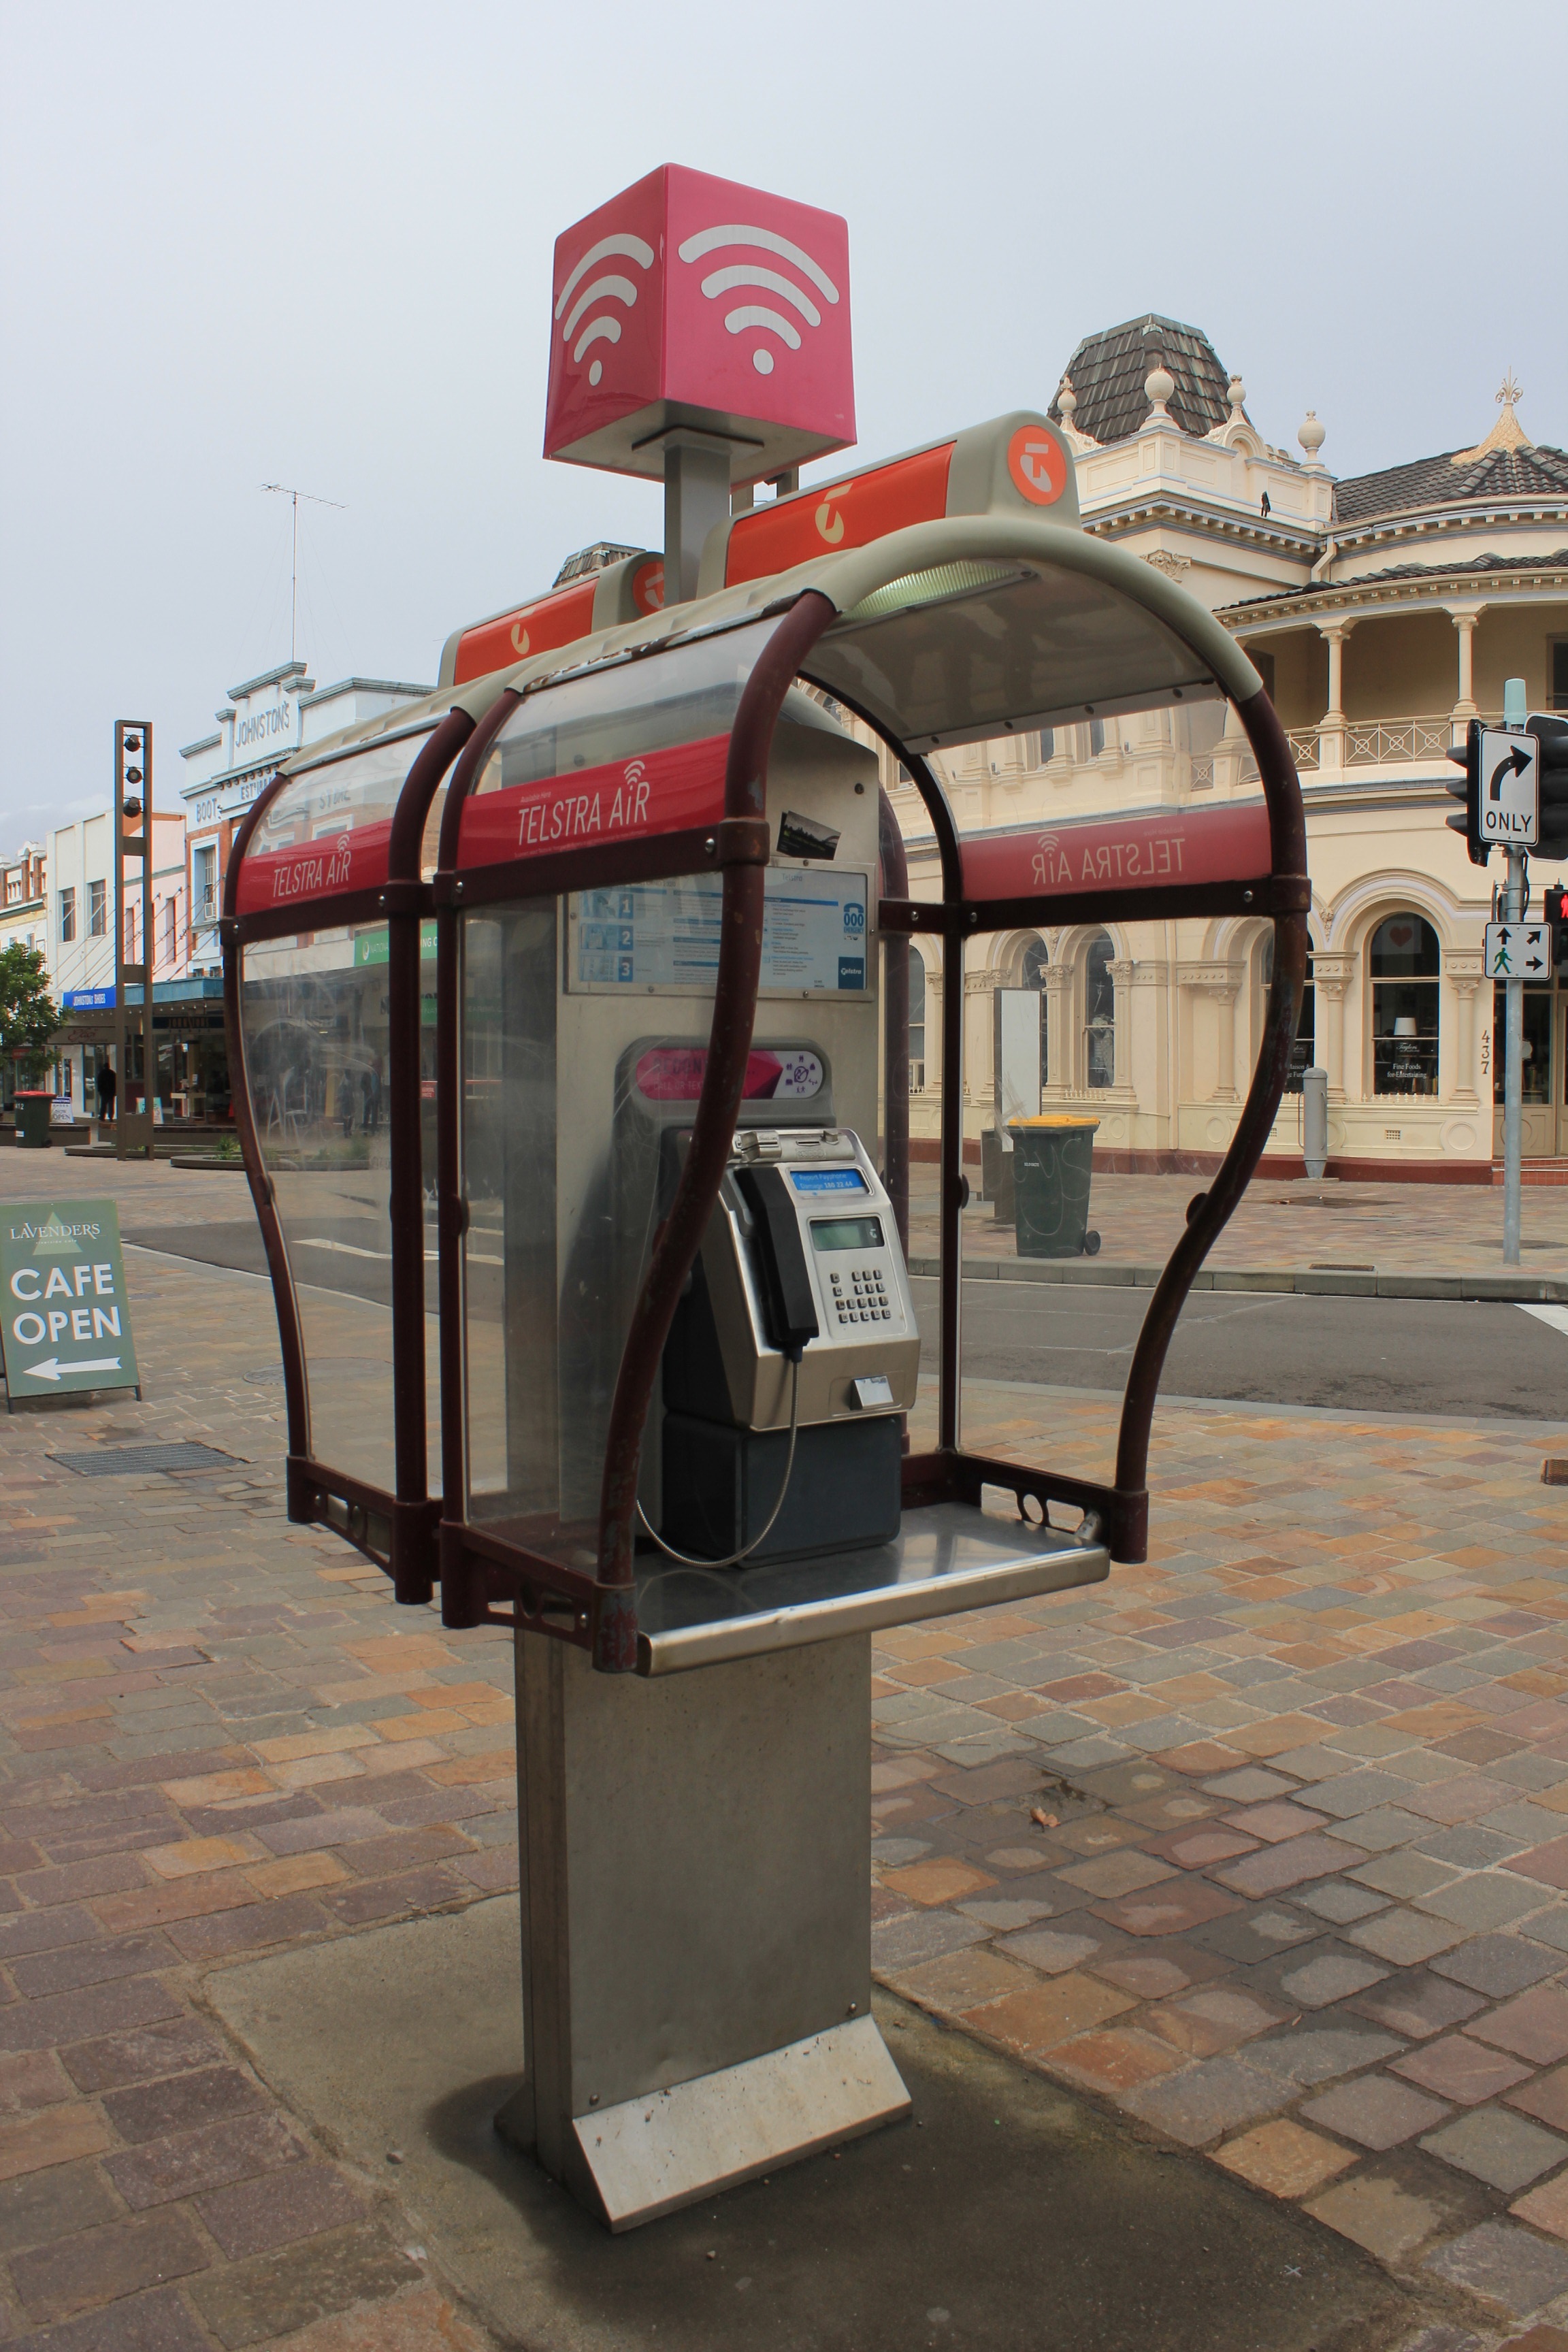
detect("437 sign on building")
(0, 1201), (141, 1407)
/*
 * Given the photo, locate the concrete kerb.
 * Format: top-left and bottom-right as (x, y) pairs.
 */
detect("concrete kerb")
(908, 1256), (1568, 1305)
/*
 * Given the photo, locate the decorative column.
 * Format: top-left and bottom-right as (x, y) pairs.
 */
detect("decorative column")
(1207, 979), (1239, 1101)
(1443, 953), (1484, 1105)
(1449, 605), (1484, 730)
(1042, 963), (1074, 1100)
(1316, 621), (1354, 774)
(1313, 953), (1354, 1102)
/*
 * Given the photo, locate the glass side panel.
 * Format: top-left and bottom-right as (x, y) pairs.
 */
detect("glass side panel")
(457, 616), (782, 870)
(460, 893), (740, 1559)
(807, 566), (1222, 754)
(241, 926), (403, 1492)
(235, 723), (436, 917)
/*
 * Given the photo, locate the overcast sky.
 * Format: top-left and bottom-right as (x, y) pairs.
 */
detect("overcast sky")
(1, 0), (1563, 855)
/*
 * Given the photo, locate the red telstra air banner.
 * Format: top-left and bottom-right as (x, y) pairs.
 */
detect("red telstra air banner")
(235, 819), (393, 915)
(457, 734), (730, 869)
(960, 802), (1273, 902)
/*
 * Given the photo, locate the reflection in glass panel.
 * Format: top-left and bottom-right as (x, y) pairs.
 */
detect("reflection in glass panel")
(1085, 931), (1115, 1089)
(1022, 935), (1049, 1088)
(909, 946), (926, 1088)
(461, 898), (730, 1561)
(470, 615), (781, 802)
(1263, 933), (1316, 1093)
(241, 928), (399, 1492)
(1371, 914), (1439, 1095)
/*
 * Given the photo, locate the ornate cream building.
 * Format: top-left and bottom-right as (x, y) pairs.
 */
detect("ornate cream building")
(881, 318), (1568, 1178)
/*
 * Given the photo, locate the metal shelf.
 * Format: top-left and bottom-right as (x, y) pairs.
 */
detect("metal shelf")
(633, 1501), (1108, 1675)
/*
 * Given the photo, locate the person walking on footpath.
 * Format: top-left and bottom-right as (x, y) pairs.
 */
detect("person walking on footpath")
(96, 1061), (116, 1123)
(338, 1067), (355, 1140)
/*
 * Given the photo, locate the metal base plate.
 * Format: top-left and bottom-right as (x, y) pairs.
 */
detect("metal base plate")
(565, 2015), (910, 2232)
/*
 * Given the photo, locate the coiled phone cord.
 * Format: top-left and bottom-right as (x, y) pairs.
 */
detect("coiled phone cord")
(634, 1353), (802, 1570)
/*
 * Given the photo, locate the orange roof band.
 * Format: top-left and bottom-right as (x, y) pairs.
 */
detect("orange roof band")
(725, 444), (956, 588)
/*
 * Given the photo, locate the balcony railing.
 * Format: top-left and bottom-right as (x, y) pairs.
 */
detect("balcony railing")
(1345, 715), (1454, 766)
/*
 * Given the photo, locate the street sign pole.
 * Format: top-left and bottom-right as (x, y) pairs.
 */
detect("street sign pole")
(1503, 843), (1524, 1267)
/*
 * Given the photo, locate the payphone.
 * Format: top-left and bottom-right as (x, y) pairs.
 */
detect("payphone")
(657, 1124), (918, 1565)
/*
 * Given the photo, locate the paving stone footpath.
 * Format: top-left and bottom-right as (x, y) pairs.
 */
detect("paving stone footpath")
(0, 1150), (1565, 2347)
(908, 1165), (1568, 1296)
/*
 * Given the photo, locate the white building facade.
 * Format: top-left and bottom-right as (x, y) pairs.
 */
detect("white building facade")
(881, 320), (1567, 1180)
(179, 662), (430, 970)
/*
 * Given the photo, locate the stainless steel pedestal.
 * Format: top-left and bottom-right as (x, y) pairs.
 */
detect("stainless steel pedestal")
(501, 1504), (1109, 2230)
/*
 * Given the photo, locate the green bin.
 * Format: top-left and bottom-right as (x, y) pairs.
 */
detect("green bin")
(15, 1091), (54, 1150)
(1007, 1115), (1100, 1258)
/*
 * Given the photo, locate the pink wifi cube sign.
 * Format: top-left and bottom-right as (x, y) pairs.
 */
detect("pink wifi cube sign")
(544, 165), (855, 480)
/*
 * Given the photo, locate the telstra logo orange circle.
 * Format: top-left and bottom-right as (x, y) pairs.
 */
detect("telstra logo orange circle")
(1007, 426), (1068, 506)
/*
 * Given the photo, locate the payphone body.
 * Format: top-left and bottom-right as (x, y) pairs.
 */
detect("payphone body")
(464, 687), (915, 1565)
(662, 1127), (917, 1563)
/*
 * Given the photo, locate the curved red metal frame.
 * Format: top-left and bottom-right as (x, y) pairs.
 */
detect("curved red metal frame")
(303, 588), (1306, 1670)
(223, 704), (476, 1590)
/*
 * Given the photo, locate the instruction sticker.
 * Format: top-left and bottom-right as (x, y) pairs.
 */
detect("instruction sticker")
(0, 1201), (140, 1405)
(571, 866), (870, 996)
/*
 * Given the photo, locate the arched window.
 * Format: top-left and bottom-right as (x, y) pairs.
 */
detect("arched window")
(1085, 931), (1115, 1088)
(1370, 914), (1439, 1095)
(1261, 933), (1316, 1092)
(1021, 936), (1049, 1088)
(908, 946), (926, 1090)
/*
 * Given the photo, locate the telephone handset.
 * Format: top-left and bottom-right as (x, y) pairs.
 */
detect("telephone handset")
(734, 1166), (819, 1361)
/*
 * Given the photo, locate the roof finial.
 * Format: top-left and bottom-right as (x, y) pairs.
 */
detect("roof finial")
(1143, 360), (1175, 427)
(1298, 409), (1326, 463)
(1451, 368), (1532, 466)
(1057, 374), (1077, 425)
(1226, 374), (1247, 419)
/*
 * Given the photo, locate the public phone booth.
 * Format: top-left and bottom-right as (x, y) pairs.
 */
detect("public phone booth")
(224, 172), (1305, 2238)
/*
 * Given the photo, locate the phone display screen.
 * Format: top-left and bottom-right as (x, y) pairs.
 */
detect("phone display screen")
(810, 1216), (885, 1254)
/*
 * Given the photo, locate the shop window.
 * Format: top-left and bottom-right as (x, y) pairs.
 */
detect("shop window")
(163, 898), (176, 966)
(1552, 639), (1568, 713)
(59, 887), (76, 943)
(908, 947), (926, 1090)
(1031, 728), (1055, 765)
(124, 904), (136, 961)
(1085, 931), (1115, 1088)
(88, 879), (106, 936)
(1022, 935), (1050, 1088)
(1088, 718), (1106, 757)
(194, 843), (218, 924)
(1493, 985), (1553, 1105)
(1370, 914), (1440, 1095)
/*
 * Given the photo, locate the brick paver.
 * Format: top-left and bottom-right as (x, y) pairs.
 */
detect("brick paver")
(911, 1162), (1568, 1281)
(3, 1151), (1568, 2346)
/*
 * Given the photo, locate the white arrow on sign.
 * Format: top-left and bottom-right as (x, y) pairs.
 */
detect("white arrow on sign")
(23, 1356), (122, 1382)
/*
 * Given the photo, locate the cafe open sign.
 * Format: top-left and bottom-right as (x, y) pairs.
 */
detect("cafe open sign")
(0, 1202), (140, 1406)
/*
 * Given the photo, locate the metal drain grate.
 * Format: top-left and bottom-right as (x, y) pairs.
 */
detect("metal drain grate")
(51, 1442), (240, 1478)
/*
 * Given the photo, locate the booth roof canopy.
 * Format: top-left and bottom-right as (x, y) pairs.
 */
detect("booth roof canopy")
(1049, 315), (1235, 446)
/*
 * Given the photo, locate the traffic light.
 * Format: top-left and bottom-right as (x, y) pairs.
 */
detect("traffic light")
(1445, 719), (1489, 866)
(1548, 883), (1568, 980)
(1529, 714), (1568, 862)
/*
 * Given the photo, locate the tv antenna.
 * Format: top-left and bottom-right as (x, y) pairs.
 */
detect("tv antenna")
(261, 483), (346, 663)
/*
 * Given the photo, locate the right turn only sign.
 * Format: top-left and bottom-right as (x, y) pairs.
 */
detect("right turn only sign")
(1480, 728), (1539, 848)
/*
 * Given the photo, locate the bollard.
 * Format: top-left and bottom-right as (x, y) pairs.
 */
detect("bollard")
(1301, 1066), (1328, 1180)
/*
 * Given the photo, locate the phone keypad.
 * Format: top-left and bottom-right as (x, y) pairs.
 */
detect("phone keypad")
(828, 1264), (892, 1325)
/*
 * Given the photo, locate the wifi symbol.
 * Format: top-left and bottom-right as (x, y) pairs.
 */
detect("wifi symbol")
(555, 231), (655, 387)
(676, 222), (840, 377)
(623, 758), (647, 790)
